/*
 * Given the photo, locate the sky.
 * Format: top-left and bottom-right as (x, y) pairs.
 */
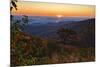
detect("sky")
(18, 0), (95, 5)
(11, 1), (95, 17)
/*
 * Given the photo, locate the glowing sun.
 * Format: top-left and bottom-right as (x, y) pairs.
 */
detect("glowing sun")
(56, 15), (63, 18)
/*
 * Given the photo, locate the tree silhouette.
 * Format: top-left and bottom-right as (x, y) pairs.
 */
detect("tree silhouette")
(10, 0), (18, 11)
(10, 0), (17, 21)
(57, 28), (76, 44)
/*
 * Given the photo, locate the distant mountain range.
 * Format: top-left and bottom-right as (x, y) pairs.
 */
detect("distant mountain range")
(13, 15), (95, 47)
(19, 17), (95, 39)
(12, 15), (95, 38)
(13, 15), (94, 25)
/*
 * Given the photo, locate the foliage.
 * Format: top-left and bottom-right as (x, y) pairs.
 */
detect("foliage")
(11, 27), (95, 66)
(22, 15), (29, 25)
(10, 3), (95, 65)
(57, 28), (76, 44)
(10, 0), (17, 11)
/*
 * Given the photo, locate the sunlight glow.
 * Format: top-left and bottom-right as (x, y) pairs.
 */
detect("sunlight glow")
(11, 2), (95, 17)
(57, 15), (63, 18)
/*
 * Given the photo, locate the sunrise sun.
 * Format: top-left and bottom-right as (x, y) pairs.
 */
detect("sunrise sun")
(57, 15), (63, 18)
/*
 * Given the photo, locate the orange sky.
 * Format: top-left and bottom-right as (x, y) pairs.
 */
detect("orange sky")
(11, 1), (95, 17)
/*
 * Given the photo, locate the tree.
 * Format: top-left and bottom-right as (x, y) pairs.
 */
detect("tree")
(10, 0), (17, 11)
(57, 28), (76, 44)
(10, 0), (29, 25)
(22, 15), (29, 25)
(10, 0), (17, 21)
